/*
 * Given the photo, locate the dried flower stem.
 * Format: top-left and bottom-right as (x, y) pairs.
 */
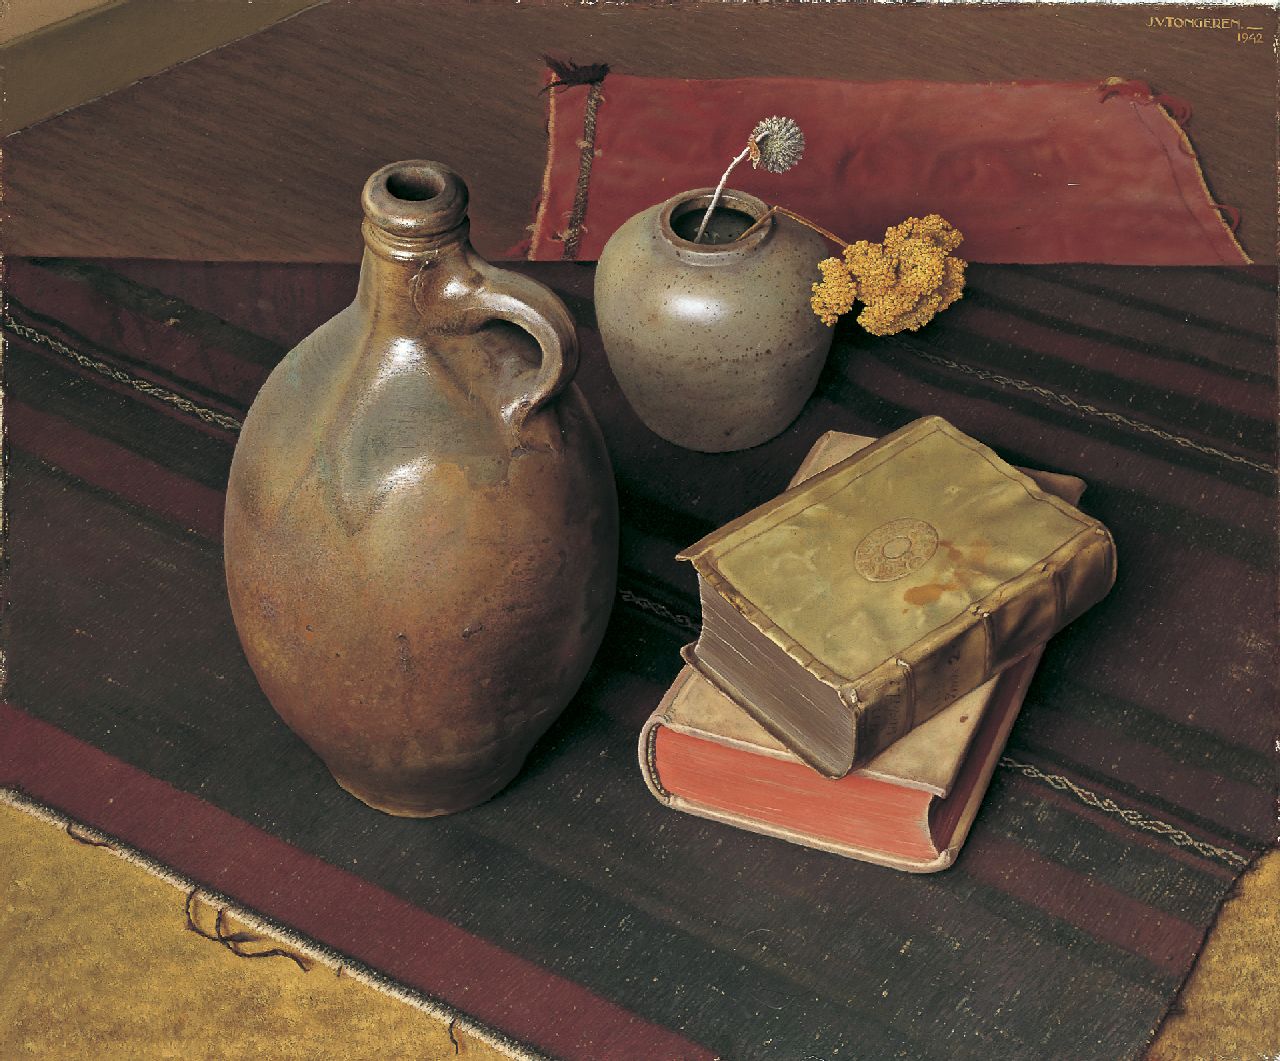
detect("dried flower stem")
(736, 205), (849, 248)
(693, 143), (755, 243)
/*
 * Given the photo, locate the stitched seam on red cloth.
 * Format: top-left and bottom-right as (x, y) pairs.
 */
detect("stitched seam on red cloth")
(561, 83), (603, 261)
(0, 702), (716, 1061)
(528, 72), (561, 260)
(1128, 101), (1248, 266)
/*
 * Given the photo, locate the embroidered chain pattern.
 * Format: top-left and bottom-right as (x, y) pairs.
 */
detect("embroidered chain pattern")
(901, 343), (1276, 476)
(1000, 755), (1249, 868)
(619, 588), (700, 632)
(4, 315), (244, 433)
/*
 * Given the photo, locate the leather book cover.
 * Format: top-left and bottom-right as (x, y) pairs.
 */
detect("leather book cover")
(679, 417), (1112, 775)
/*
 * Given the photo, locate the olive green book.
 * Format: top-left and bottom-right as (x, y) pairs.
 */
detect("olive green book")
(678, 416), (1116, 778)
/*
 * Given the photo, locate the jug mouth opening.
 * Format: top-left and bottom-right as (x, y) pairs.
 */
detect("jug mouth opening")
(386, 168), (446, 202)
(659, 188), (773, 260)
(362, 160), (469, 244)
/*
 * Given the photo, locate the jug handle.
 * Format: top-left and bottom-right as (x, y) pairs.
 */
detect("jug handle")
(471, 263), (579, 437)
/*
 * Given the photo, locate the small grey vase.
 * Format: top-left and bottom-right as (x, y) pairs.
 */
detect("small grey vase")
(594, 187), (834, 453)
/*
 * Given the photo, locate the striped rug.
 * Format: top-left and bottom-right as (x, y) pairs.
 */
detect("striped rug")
(2, 257), (1274, 1059)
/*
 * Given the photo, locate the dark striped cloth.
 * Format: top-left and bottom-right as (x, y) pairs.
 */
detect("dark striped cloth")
(3, 258), (1274, 1060)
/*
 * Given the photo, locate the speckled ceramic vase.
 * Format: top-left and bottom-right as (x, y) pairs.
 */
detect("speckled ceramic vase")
(224, 161), (618, 817)
(594, 187), (834, 452)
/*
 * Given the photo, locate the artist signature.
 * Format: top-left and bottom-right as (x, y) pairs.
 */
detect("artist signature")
(1147, 14), (1266, 43)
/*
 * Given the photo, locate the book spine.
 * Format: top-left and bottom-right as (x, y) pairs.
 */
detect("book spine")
(982, 523), (1117, 671)
(637, 712), (676, 806)
(847, 523), (1117, 761)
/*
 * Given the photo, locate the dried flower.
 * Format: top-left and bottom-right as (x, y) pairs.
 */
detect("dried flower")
(810, 257), (858, 326)
(694, 116), (805, 243)
(844, 215), (966, 335)
(750, 116), (805, 174)
(804, 214), (966, 335)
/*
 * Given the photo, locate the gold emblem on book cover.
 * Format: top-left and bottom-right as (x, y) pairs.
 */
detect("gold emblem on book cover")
(854, 518), (939, 582)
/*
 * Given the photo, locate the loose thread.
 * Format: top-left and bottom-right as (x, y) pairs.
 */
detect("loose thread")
(65, 822), (111, 847)
(184, 889), (313, 972)
(1213, 204), (1242, 234)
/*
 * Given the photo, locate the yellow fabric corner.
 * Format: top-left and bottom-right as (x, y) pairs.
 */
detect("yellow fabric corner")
(1148, 849), (1280, 1060)
(0, 800), (512, 1060)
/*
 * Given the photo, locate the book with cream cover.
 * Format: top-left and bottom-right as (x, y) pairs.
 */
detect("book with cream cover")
(679, 416), (1115, 777)
(639, 661), (1039, 872)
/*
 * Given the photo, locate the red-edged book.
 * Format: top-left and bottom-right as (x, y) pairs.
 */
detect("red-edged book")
(638, 431), (1084, 871)
(640, 660), (1039, 872)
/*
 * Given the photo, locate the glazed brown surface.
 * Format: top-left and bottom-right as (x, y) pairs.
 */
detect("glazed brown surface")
(223, 163), (618, 815)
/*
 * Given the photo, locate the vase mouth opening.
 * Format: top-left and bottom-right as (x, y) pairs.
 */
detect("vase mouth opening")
(362, 160), (469, 245)
(660, 188), (773, 256)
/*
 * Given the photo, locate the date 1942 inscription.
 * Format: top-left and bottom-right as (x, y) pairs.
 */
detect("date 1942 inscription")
(1146, 14), (1266, 44)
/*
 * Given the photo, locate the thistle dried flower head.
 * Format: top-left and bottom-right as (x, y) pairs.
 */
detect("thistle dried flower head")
(694, 116), (806, 242)
(750, 116), (805, 174)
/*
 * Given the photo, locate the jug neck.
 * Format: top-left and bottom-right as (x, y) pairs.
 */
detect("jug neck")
(356, 224), (474, 313)
(356, 160), (477, 316)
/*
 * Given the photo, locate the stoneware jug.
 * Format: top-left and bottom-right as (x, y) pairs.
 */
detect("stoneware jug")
(224, 160), (618, 817)
(594, 187), (833, 452)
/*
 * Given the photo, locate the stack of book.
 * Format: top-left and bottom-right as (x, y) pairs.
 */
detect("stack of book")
(639, 417), (1116, 871)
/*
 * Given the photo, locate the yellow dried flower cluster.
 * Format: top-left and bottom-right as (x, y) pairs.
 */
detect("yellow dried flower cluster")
(811, 215), (966, 336)
(810, 257), (858, 326)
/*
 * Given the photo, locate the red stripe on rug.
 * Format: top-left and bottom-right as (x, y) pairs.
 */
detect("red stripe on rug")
(6, 401), (226, 541)
(8, 259), (273, 408)
(0, 702), (714, 1061)
(962, 832), (1204, 978)
(954, 303), (1273, 423)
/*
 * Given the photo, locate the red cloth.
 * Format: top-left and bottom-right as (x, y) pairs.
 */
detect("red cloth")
(528, 75), (1248, 265)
